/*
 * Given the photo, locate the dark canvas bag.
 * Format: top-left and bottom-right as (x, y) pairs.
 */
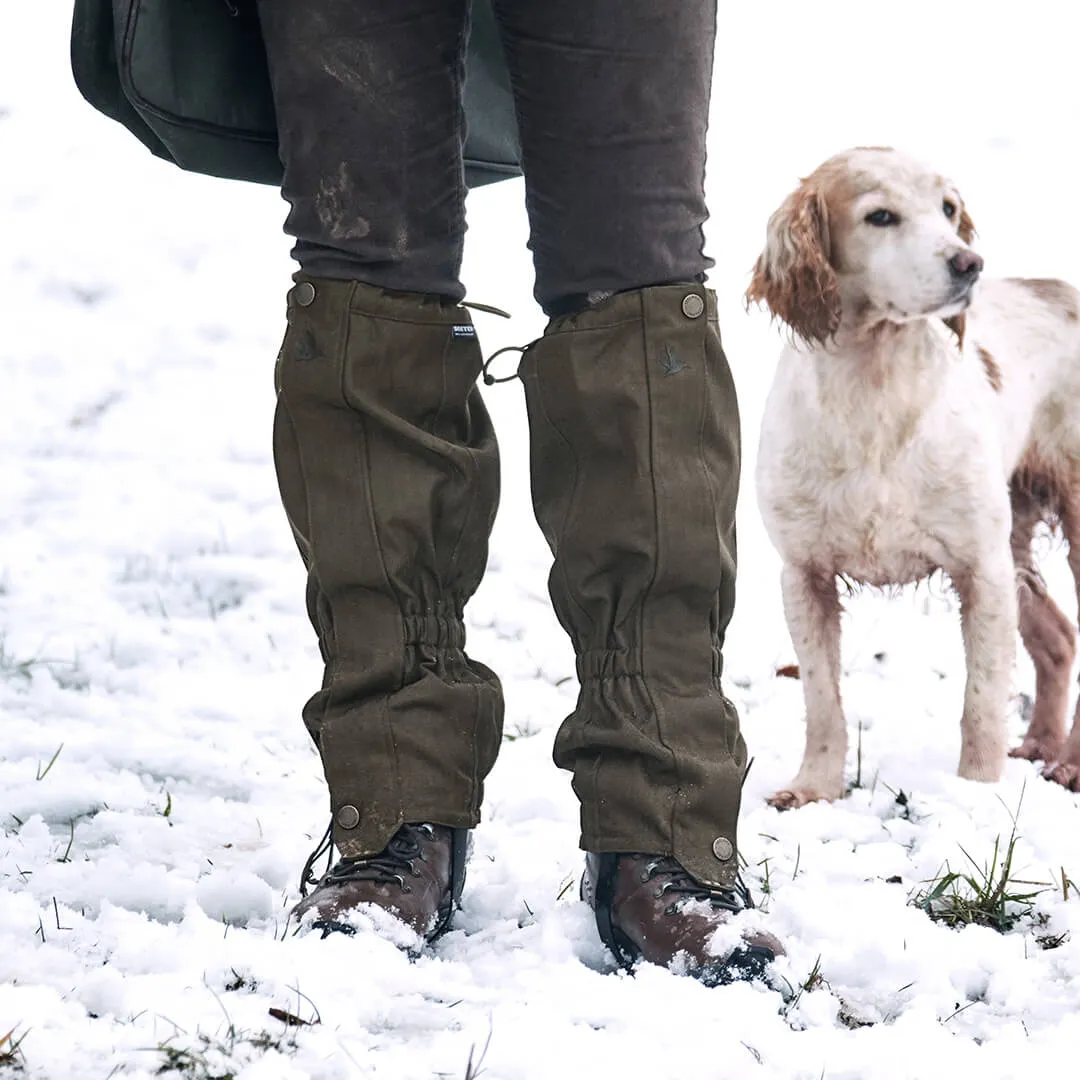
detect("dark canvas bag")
(70, 0), (522, 189)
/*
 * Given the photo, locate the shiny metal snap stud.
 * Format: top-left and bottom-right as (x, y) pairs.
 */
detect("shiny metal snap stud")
(712, 836), (734, 861)
(293, 281), (316, 307)
(681, 293), (705, 319)
(336, 804), (360, 830)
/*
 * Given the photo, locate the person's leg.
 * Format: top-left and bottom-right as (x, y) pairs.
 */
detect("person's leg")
(495, 0), (782, 980)
(257, 0), (504, 940)
(256, 0), (471, 299)
(491, 0), (714, 316)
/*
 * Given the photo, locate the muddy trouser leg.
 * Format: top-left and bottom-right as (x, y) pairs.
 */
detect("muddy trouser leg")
(255, 0), (471, 299)
(258, 0), (504, 860)
(496, 1), (746, 889)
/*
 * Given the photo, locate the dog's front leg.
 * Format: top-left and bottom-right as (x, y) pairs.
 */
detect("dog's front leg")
(769, 564), (846, 808)
(954, 557), (1016, 783)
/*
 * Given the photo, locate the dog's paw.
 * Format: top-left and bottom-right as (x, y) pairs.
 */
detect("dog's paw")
(1042, 759), (1080, 792)
(1009, 735), (1065, 765)
(766, 786), (839, 811)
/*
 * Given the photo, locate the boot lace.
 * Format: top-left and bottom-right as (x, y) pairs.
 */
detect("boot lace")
(299, 822), (434, 897)
(640, 856), (755, 916)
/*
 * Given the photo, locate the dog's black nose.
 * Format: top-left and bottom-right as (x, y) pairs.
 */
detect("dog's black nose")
(948, 250), (984, 279)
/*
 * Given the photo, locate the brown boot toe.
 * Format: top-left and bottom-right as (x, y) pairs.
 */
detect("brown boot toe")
(292, 823), (468, 943)
(583, 852), (784, 986)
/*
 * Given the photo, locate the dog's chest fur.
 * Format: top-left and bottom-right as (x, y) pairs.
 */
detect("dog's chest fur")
(757, 327), (1004, 586)
(770, 437), (963, 586)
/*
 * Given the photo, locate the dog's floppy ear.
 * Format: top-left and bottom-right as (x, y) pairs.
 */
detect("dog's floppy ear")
(746, 179), (841, 347)
(942, 199), (976, 346)
(957, 201), (976, 245)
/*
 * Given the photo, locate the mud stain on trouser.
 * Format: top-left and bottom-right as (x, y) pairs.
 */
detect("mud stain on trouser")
(314, 164), (372, 242)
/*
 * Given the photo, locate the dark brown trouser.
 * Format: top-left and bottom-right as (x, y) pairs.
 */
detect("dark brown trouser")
(254, 0), (717, 315)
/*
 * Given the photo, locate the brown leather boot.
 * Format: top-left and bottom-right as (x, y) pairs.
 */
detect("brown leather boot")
(292, 823), (468, 943)
(582, 852), (784, 985)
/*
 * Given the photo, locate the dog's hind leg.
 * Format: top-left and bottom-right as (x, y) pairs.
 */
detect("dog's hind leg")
(1046, 707), (1080, 791)
(1009, 487), (1075, 769)
(1042, 497), (1080, 790)
(768, 564), (847, 809)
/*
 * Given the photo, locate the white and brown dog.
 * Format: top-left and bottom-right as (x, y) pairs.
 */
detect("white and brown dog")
(747, 146), (1080, 807)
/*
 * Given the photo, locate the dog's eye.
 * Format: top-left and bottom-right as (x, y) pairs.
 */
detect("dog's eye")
(865, 209), (900, 227)
(943, 200), (957, 219)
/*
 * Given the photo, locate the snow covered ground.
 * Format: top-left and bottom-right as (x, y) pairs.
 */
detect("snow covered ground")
(2, 3), (1080, 1078)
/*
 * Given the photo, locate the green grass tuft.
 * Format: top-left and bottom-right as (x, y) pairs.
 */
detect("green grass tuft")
(0, 1026), (26, 1071)
(909, 793), (1051, 932)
